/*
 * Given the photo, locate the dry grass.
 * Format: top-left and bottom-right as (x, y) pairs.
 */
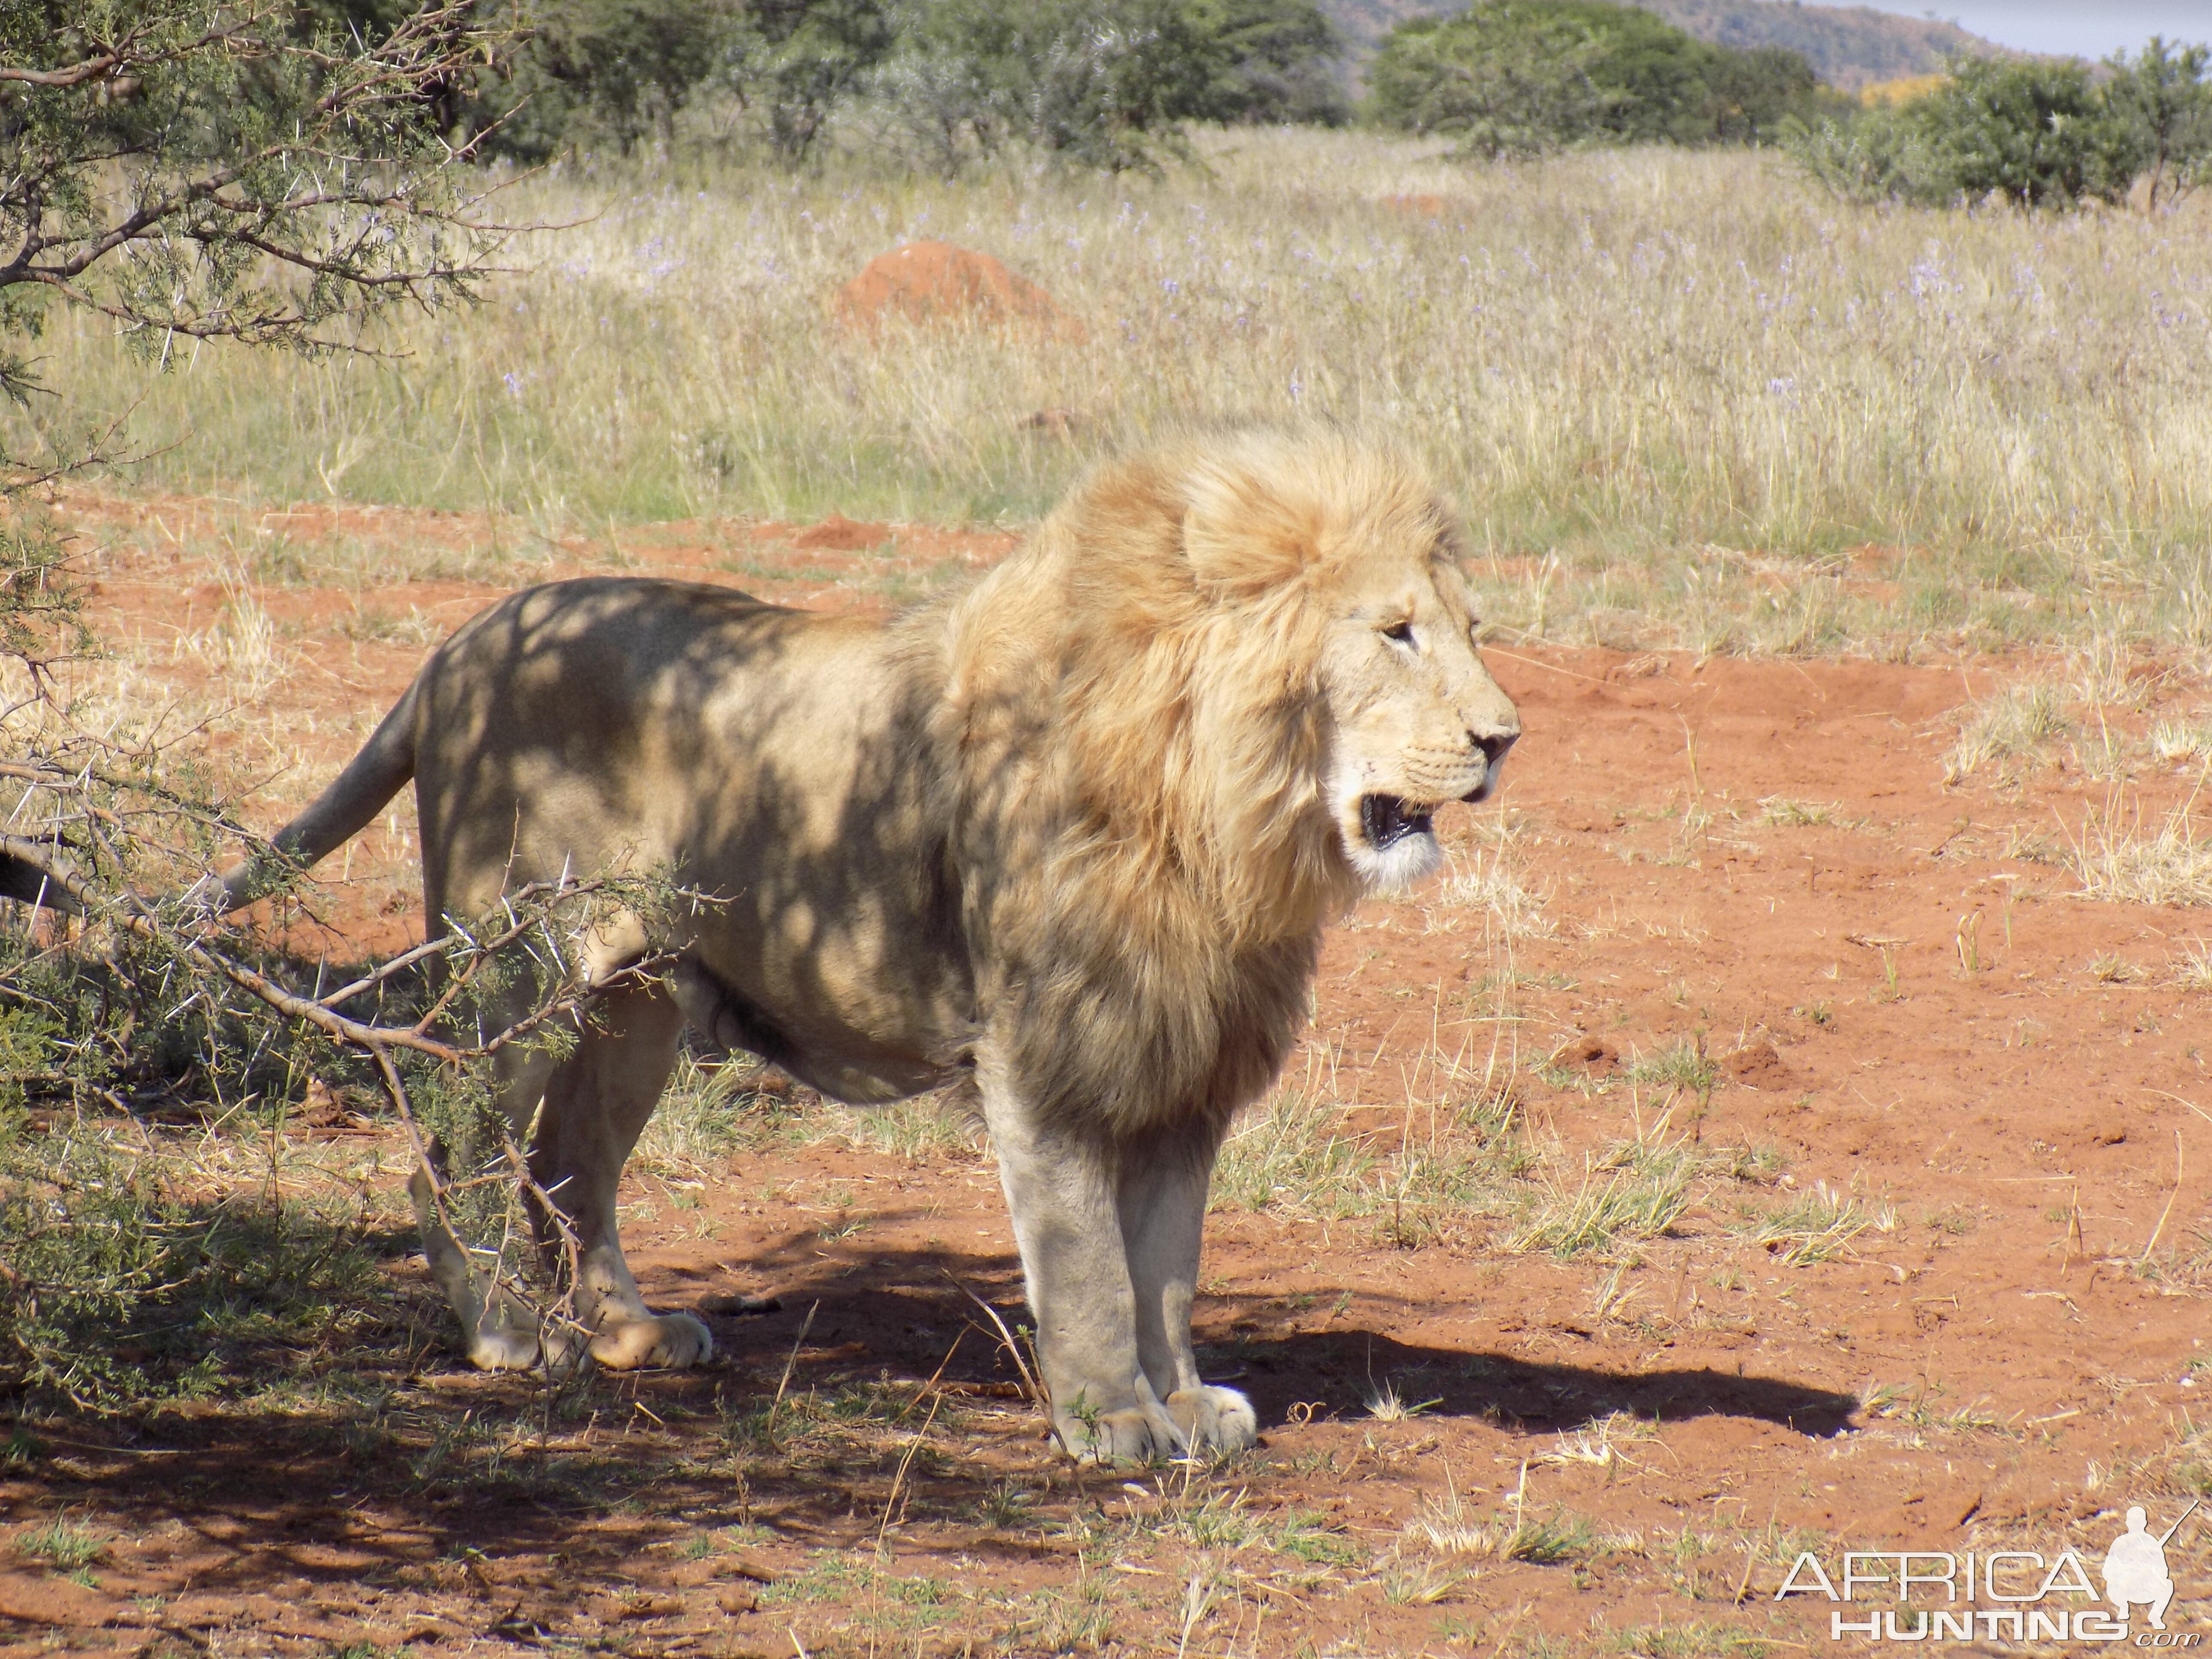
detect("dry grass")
(2175, 941), (2212, 991)
(2064, 792), (2212, 906)
(1535, 1410), (1659, 1471)
(1433, 814), (1555, 940)
(1943, 682), (2070, 784)
(1509, 1139), (1697, 1260)
(1211, 1086), (1379, 1215)
(1757, 796), (1837, 826)
(2151, 717), (2212, 767)
(171, 566), (287, 702)
(21, 133), (2212, 659)
(1407, 1472), (1605, 1565)
(1733, 1180), (1894, 1266)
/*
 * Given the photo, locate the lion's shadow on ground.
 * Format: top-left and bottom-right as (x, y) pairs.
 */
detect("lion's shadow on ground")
(697, 1233), (1860, 1441)
(1220, 1330), (1858, 1440)
(0, 1235), (1856, 1630)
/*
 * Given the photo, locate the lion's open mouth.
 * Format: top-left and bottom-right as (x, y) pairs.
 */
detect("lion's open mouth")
(1359, 793), (1434, 851)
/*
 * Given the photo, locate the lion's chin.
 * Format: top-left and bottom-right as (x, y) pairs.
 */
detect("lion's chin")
(1344, 792), (1445, 896)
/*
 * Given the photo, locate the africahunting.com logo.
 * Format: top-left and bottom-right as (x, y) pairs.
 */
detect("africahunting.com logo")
(1777, 1499), (2202, 1644)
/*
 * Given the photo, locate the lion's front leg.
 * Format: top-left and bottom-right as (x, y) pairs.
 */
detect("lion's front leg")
(1118, 1139), (1258, 1458)
(983, 1078), (1184, 1464)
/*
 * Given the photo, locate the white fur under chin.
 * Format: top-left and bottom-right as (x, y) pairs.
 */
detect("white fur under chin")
(1346, 825), (1443, 896)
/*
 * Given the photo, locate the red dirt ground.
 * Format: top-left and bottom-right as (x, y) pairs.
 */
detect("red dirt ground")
(3, 493), (2209, 1658)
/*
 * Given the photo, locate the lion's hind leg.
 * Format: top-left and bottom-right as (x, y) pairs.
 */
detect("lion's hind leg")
(410, 1038), (565, 1371)
(409, 1166), (547, 1371)
(527, 977), (711, 1370)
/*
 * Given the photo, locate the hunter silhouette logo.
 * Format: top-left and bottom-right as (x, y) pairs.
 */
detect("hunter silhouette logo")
(2107, 1501), (2199, 1632)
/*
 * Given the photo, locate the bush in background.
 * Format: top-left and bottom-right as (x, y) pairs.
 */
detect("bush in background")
(1790, 40), (2211, 211)
(2104, 37), (2212, 210)
(1185, 0), (1349, 127)
(1365, 0), (1829, 159)
(487, 0), (747, 154)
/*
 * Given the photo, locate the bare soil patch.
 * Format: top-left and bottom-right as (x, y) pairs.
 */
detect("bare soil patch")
(5, 495), (2209, 1658)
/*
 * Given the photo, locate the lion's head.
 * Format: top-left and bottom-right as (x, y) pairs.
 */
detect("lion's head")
(1169, 428), (1520, 898)
(1106, 422), (1522, 902)
(952, 425), (1520, 932)
(1307, 525), (1521, 894)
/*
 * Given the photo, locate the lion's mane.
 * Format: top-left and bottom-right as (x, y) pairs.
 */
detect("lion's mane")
(918, 428), (1462, 1143)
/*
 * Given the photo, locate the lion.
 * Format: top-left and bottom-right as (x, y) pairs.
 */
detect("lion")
(190, 427), (1523, 1461)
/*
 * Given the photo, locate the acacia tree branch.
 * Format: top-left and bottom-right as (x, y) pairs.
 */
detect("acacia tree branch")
(0, 13), (265, 88)
(0, 0), (511, 356)
(0, 831), (687, 1083)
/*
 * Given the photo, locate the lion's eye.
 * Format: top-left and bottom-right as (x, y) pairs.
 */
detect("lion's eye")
(1381, 621), (1415, 646)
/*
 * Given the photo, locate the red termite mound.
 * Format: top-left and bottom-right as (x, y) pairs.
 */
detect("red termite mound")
(836, 241), (1081, 339)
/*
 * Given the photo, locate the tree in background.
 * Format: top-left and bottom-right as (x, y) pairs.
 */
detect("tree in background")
(854, 1), (997, 176)
(1907, 58), (2140, 208)
(731, 0), (894, 163)
(1, 0), (507, 426)
(1184, 0), (1347, 127)
(2104, 37), (2212, 210)
(477, 0), (1345, 174)
(1698, 43), (1818, 143)
(1365, 7), (1620, 158)
(0, 0), (511, 654)
(1365, 0), (1825, 158)
(489, 0), (744, 155)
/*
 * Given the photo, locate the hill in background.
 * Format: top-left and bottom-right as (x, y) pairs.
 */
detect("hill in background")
(1318, 0), (2000, 91)
(1631, 0), (1993, 90)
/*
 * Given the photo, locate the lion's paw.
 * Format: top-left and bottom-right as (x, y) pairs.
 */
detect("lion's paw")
(464, 1322), (547, 1372)
(588, 1310), (713, 1370)
(1167, 1386), (1259, 1455)
(1055, 1403), (1183, 1465)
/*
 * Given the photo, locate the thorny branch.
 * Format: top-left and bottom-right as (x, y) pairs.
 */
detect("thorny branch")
(0, 0), (517, 383)
(0, 767), (684, 1359)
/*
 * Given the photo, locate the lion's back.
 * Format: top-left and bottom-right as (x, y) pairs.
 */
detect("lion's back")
(413, 576), (951, 927)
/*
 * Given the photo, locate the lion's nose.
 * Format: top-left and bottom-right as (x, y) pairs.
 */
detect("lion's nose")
(1461, 727), (1518, 802)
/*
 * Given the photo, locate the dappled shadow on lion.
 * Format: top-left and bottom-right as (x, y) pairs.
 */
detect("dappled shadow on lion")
(204, 426), (1524, 1465)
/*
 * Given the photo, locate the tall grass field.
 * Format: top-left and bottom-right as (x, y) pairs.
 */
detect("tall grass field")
(27, 128), (2212, 660)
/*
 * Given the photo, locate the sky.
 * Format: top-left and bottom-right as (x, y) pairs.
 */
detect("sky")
(1840, 2), (2212, 59)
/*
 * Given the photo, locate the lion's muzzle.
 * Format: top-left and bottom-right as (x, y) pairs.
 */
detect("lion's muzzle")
(1459, 727), (1519, 804)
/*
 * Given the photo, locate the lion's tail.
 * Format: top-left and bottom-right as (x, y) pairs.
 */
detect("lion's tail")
(198, 675), (425, 914)
(0, 680), (420, 918)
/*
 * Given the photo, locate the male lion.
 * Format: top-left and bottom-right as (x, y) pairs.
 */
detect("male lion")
(214, 428), (1522, 1461)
